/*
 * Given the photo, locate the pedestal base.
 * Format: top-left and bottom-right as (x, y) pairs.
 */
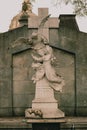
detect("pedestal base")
(32, 123), (60, 130)
(26, 118), (66, 130)
(25, 78), (65, 119)
(25, 108), (64, 118)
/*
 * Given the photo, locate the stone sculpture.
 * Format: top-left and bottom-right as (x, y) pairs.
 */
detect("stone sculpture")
(30, 33), (65, 92)
(25, 32), (65, 118)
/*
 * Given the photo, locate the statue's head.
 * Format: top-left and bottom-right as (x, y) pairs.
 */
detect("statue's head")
(29, 32), (48, 45)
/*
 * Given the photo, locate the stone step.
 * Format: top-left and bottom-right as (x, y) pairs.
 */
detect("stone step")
(0, 117), (87, 129)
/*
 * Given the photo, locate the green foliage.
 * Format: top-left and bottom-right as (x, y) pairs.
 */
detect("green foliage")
(73, 0), (87, 16)
(53, 0), (87, 16)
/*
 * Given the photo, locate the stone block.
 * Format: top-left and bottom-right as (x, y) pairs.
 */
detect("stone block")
(49, 18), (59, 28)
(49, 29), (59, 44)
(0, 108), (12, 117)
(28, 16), (39, 28)
(38, 8), (48, 17)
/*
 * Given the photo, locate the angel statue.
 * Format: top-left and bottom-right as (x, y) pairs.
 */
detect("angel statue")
(24, 14), (65, 118)
(29, 32), (65, 92)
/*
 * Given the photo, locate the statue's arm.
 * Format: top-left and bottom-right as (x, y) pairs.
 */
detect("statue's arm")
(31, 54), (43, 62)
(45, 45), (56, 62)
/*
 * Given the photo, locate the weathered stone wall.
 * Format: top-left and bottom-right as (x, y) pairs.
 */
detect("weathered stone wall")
(13, 50), (34, 116)
(0, 26), (39, 116)
(0, 26), (29, 116)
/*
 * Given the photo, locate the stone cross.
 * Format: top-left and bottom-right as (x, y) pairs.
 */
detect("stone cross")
(28, 8), (59, 41)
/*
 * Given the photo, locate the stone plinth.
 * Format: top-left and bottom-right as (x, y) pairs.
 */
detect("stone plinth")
(26, 118), (66, 123)
(25, 78), (64, 118)
(26, 118), (66, 130)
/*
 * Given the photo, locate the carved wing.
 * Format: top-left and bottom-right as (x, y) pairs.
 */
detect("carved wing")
(38, 14), (51, 39)
(10, 37), (29, 48)
(39, 14), (51, 28)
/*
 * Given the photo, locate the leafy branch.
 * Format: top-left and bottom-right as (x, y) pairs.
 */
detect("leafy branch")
(30, 0), (87, 16)
(53, 0), (87, 16)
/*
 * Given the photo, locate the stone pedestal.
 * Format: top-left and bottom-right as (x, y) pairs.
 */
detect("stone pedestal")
(25, 78), (64, 118)
(26, 119), (66, 130)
